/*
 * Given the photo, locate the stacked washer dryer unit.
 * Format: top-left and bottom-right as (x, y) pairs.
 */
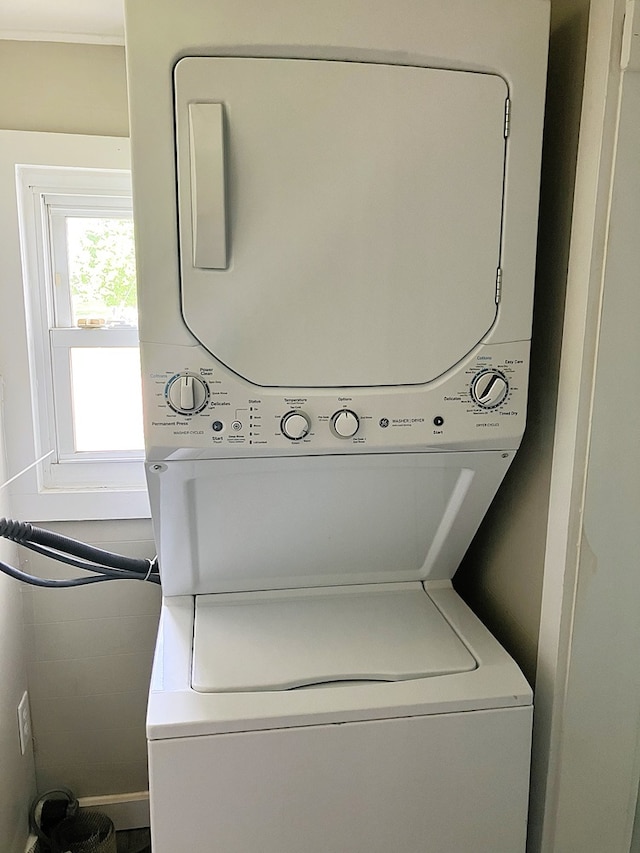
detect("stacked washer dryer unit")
(125, 1), (549, 851)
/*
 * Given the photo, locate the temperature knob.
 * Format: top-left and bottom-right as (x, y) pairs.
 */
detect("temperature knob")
(166, 374), (209, 414)
(331, 409), (360, 438)
(470, 370), (509, 409)
(281, 411), (311, 440)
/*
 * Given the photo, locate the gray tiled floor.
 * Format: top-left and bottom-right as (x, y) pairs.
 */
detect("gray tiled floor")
(30, 827), (151, 853)
(116, 827), (151, 852)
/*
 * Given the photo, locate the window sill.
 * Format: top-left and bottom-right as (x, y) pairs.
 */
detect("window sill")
(9, 485), (150, 523)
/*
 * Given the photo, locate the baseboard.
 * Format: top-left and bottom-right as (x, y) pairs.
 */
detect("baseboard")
(78, 791), (150, 831)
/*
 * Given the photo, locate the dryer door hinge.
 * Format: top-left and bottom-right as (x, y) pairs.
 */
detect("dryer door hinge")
(504, 98), (511, 138)
(495, 267), (503, 303)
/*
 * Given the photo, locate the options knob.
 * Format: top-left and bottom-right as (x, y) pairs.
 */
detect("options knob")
(281, 410), (311, 441)
(470, 370), (509, 409)
(331, 409), (360, 438)
(166, 374), (209, 414)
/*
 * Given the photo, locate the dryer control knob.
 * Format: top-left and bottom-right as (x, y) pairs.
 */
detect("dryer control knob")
(281, 411), (311, 441)
(166, 374), (209, 414)
(470, 370), (509, 408)
(331, 409), (360, 438)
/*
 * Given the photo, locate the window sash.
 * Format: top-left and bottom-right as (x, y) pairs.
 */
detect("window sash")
(47, 200), (133, 327)
(46, 198), (135, 329)
(42, 191), (143, 465)
(49, 328), (144, 462)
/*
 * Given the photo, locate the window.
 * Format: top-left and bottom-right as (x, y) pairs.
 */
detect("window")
(0, 131), (149, 520)
(46, 194), (144, 461)
(19, 167), (147, 493)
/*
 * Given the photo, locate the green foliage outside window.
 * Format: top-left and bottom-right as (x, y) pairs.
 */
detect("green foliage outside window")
(67, 217), (138, 324)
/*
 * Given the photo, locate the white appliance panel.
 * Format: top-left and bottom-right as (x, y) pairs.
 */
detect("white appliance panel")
(148, 451), (512, 595)
(192, 583), (476, 692)
(149, 705), (532, 853)
(147, 585), (533, 740)
(142, 339), (530, 460)
(146, 586), (534, 851)
(175, 58), (507, 387)
(143, 341), (529, 461)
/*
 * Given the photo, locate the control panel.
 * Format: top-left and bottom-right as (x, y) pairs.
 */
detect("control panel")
(142, 340), (530, 460)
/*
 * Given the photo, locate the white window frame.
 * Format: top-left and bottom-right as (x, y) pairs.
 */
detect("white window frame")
(0, 131), (149, 520)
(21, 168), (146, 489)
(43, 191), (142, 468)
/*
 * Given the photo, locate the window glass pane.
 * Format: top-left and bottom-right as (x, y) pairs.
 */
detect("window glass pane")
(65, 217), (138, 328)
(70, 348), (144, 452)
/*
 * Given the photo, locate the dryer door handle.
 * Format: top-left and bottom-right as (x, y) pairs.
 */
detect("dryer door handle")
(188, 102), (228, 269)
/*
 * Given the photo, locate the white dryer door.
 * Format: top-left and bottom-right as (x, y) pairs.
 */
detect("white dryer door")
(174, 58), (507, 387)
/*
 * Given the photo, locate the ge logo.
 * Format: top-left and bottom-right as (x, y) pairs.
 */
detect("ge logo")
(379, 418), (389, 428)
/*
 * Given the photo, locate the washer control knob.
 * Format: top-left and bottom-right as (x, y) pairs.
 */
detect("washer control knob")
(470, 370), (509, 408)
(331, 409), (360, 438)
(281, 411), (311, 441)
(166, 374), (209, 414)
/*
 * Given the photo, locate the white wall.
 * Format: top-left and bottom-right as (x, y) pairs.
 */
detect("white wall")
(0, 383), (37, 852)
(21, 521), (159, 796)
(534, 1), (640, 846)
(0, 40), (128, 136)
(0, 39), (160, 800)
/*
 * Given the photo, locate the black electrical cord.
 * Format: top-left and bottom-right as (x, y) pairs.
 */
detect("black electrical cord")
(1, 518), (155, 571)
(0, 560), (130, 588)
(19, 538), (159, 581)
(0, 518), (160, 587)
(29, 787), (79, 850)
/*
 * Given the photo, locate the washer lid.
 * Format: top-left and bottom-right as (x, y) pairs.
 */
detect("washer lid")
(192, 583), (476, 693)
(174, 58), (507, 387)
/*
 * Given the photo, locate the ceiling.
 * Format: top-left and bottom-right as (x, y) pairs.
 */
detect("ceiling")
(0, 0), (124, 44)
